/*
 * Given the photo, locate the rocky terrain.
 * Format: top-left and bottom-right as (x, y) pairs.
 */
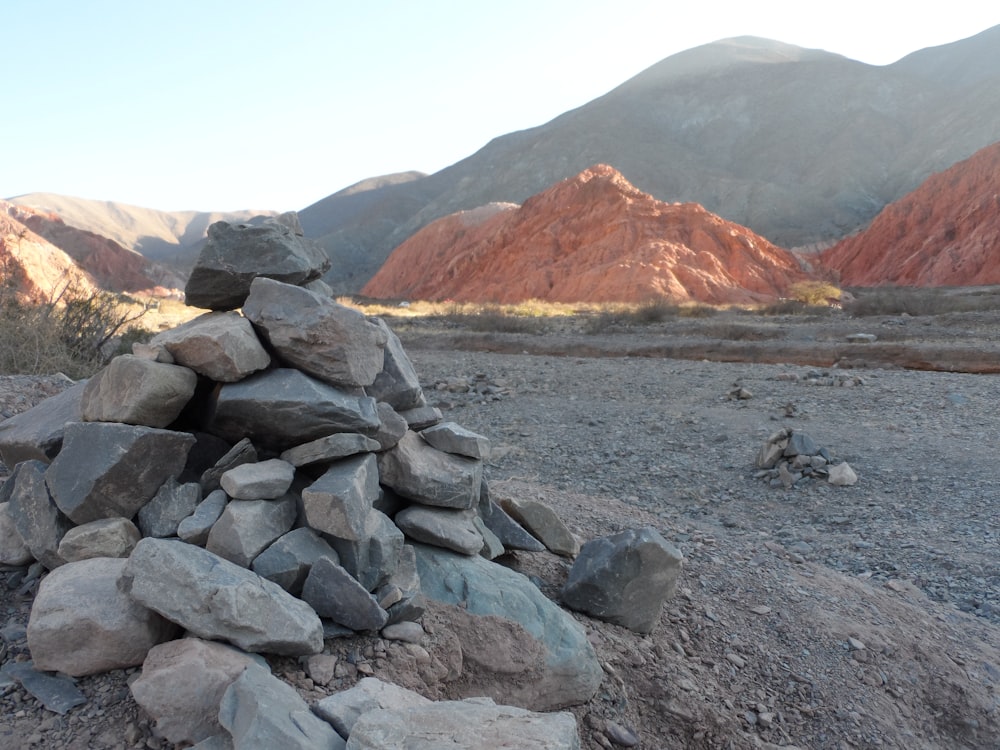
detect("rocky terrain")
(820, 141), (1000, 287)
(2, 300), (999, 749)
(362, 165), (810, 306)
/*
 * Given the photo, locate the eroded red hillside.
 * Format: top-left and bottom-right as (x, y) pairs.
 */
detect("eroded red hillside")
(362, 165), (810, 305)
(0, 210), (98, 303)
(820, 141), (1000, 286)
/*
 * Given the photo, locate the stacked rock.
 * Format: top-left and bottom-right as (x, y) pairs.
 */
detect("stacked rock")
(755, 427), (858, 488)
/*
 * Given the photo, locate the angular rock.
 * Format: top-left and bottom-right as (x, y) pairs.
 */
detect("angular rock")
(473, 515), (505, 560)
(420, 421), (491, 460)
(378, 544), (425, 625)
(130, 638), (265, 746)
(27, 557), (177, 676)
(328, 509), (404, 593)
(242, 277), (387, 388)
(0, 501), (33, 566)
(365, 319), (424, 411)
(301, 454), (379, 541)
(6, 460), (72, 569)
(251, 527), (339, 595)
(0, 381), (85, 467)
(280, 433), (380, 469)
(219, 663), (345, 750)
(209, 369), (379, 452)
(313, 677), (430, 738)
(80, 355), (197, 428)
(201, 438), (257, 494)
(46, 422), (196, 525)
(1, 660), (87, 714)
(301, 556), (389, 632)
(377, 430), (482, 509)
(121, 538), (323, 656)
(373, 402), (408, 451)
(784, 431), (820, 458)
(220, 459), (295, 500)
(184, 220), (330, 310)
(478, 483), (545, 553)
(206, 495), (297, 568)
(346, 696), (580, 750)
(394, 506), (484, 556)
(178, 489), (229, 546)
(413, 544), (602, 710)
(57, 517), (141, 562)
(828, 461), (859, 486)
(398, 405), (443, 430)
(561, 527), (684, 634)
(138, 478), (202, 538)
(147, 311), (271, 382)
(499, 496), (579, 557)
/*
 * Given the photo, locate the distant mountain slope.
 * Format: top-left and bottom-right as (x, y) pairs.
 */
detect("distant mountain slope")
(8, 193), (278, 271)
(361, 165), (811, 306)
(819, 141), (1000, 286)
(0, 209), (98, 303)
(305, 26), (1000, 292)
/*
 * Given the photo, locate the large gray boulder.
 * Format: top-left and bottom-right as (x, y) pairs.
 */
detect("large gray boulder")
(80, 355), (197, 428)
(218, 663), (345, 750)
(365, 319), (424, 411)
(242, 277), (387, 388)
(27, 557), (177, 676)
(413, 544), (602, 710)
(46, 422), (196, 525)
(130, 638), (265, 746)
(121, 538), (323, 656)
(6, 460), (72, 569)
(184, 221), (330, 310)
(377, 431), (482, 509)
(0, 381), (85, 467)
(346, 697), (580, 750)
(209, 369), (379, 452)
(147, 311), (271, 382)
(561, 527), (684, 634)
(301, 454), (379, 541)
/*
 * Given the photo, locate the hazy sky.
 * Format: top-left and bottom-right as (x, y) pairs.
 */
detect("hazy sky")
(3, 1), (996, 211)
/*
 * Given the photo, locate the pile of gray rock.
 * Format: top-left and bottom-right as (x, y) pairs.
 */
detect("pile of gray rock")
(755, 427), (858, 489)
(0, 220), (684, 748)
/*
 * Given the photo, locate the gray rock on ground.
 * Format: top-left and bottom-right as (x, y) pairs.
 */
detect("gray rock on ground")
(27, 557), (177, 676)
(377, 431), (482, 509)
(0, 381), (85, 467)
(499, 495), (579, 557)
(561, 526), (684, 634)
(0, 502), (33, 566)
(146, 311), (271, 382)
(184, 220), (330, 310)
(121, 538), (323, 656)
(57, 517), (141, 562)
(313, 677), (430, 738)
(80, 355), (197, 428)
(477, 483), (545, 552)
(130, 638), (265, 746)
(242, 277), (387, 388)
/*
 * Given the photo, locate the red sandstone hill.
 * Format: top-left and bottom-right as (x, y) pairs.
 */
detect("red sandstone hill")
(0, 210), (98, 303)
(361, 165), (811, 306)
(819, 141), (1000, 286)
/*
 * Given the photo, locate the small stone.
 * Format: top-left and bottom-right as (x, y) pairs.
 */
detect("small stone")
(847, 637), (866, 651)
(605, 721), (639, 747)
(725, 652), (746, 668)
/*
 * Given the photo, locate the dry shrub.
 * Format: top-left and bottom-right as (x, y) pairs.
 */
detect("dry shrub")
(788, 280), (843, 306)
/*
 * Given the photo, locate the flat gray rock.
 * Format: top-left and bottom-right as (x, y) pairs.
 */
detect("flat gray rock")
(500, 496), (579, 557)
(365, 319), (424, 410)
(420, 421), (492, 460)
(280, 433), (380, 468)
(0, 381), (85, 467)
(377, 431), (482, 509)
(80, 355), (196, 428)
(373, 402), (408, 451)
(138, 478), (202, 538)
(46, 422), (196, 525)
(301, 454), (379, 541)
(313, 677), (430, 738)
(0, 502), (33, 566)
(1, 660), (87, 715)
(301, 556), (389, 632)
(328, 509), (404, 593)
(57, 517), (141, 562)
(177, 489), (229, 546)
(205, 495), (297, 568)
(148, 311), (271, 382)
(242, 277), (387, 388)
(184, 220), (330, 310)
(478, 482), (545, 553)
(251, 527), (339, 595)
(220, 459), (295, 500)
(394, 505), (484, 556)
(122, 538), (323, 656)
(200, 438), (258, 494)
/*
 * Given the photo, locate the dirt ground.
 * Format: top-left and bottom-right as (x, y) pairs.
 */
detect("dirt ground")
(2, 302), (999, 749)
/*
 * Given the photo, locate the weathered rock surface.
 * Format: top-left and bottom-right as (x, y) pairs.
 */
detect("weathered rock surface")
(280, 433), (381, 468)
(137, 478), (202, 538)
(0, 501), (33, 566)
(130, 638), (264, 746)
(6, 460), (72, 569)
(419, 421), (491, 460)
(46, 422), (195, 525)
(57, 517), (142, 562)
(251, 527), (339, 595)
(499, 496), (579, 557)
(345, 696), (580, 750)
(200, 438), (257, 494)
(313, 677), (430, 738)
(121, 538), (323, 656)
(413, 544), (602, 710)
(328, 510), (404, 593)
(561, 527), (683, 634)
(146, 311), (271, 382)
(820, 141), (1000, 286)
(242, 277), (387, 387)
(27, 557), (177, 676)
(478, 483), (545, 553)
(301, 556), (389, 632)
(362, 165), (810, 305)
(394, 506), (484, 556)
(80, 355), (197, 427)
(209, 369), (379, 451)
(0, 381), (85, 467)
(365, 319), (424, 411)
(301, 454), (379, 541)
(184, 221), (330, 310)
(177, 489), (228, 545)
(205, 495), (297, 567)
(219, 459), (295, 500)
(218, 663), (345, 750)
(377, 431), (482, 509)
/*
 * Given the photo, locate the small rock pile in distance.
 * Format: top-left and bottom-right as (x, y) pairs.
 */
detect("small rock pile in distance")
(755, 427), (858, 489)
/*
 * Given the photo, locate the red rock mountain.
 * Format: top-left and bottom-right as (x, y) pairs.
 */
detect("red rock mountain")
(0, 209), (98, 303)
(820, 141), (1000, 286)
(361, 165), (811, 305)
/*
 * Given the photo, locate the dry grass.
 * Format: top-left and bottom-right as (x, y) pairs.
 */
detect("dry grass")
(846, 286), (1000, 317)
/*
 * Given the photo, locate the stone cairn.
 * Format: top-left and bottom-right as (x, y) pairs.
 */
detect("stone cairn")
(0, 219), (684, 749)
(755, 427), (858, 489)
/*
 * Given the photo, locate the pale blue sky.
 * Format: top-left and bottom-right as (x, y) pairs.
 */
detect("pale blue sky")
(3, 1), (996, 211)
